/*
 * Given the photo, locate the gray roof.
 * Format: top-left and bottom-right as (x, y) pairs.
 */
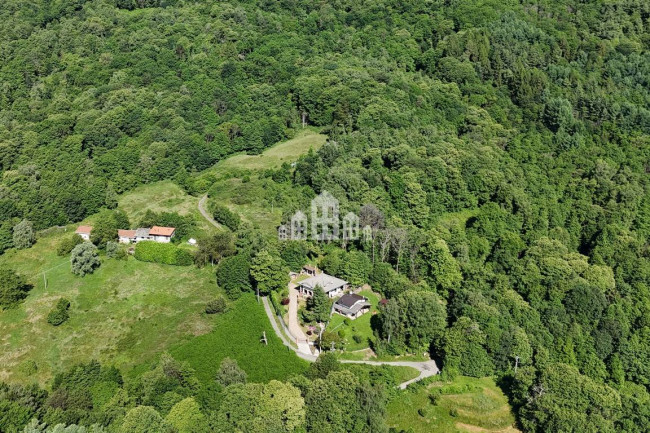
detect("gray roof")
(299, 273), (348, 293)
(135, 228), (150, 237)
(334, 294), (370, 315)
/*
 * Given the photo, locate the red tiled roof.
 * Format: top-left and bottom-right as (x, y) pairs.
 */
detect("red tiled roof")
(149, 226), (175, 236)
(75, 225), (92, 234)
(118, 229), (136, 238)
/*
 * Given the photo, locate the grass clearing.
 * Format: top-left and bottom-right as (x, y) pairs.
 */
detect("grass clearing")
(387, 376), (520, 433)
(207, 128), (326, 174)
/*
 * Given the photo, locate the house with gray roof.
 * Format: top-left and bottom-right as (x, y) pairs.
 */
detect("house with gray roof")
(298, 273), (349, 298)
(333, 294), (371, 319)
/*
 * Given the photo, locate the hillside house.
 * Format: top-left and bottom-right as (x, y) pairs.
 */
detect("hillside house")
(150, 226), (175, 243)
(333, 294), (371, 319)
(119, 226), (176, 244)
(298, 273), (348, 298)
(75, 225), (92, 241)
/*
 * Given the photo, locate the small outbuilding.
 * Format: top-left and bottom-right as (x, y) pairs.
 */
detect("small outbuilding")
(333, 294), (371, 319)
(302, 265), (318, 277)
(75, 225), (93, 241)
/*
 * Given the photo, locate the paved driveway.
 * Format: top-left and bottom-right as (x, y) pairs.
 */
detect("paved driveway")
(288, 282), (311, 354)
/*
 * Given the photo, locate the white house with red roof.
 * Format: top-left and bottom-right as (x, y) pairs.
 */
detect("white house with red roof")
(149, 226), (175, 243)
(75, 225), (92, 241)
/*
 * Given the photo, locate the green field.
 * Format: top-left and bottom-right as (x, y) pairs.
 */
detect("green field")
(171, 293), (308, 383)
(387, 376), (520, 433)
(328, 289), (380, 351)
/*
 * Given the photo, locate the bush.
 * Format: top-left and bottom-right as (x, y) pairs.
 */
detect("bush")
(353, 334), (363, 344)
(106, 241), (127, 259)
(212, 204), (241, 231)
(418, 407), (428, 417)
(205, 297), (227, 314)
(57, 234), (84, 256)
(48, 298), (71, 326)
(13, 219), (35, 249)
(134, 241), (193, 266)
(281, 297), (290, 305)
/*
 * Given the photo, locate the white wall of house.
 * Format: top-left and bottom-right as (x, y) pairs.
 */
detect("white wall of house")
(118, 237), (132, 244)
(152, 235), (171, 243)
(79, 233), (90, 241)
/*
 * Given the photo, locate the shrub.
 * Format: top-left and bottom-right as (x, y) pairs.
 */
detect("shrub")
(18, 360), (38, 376)
(48, 298), (71, 326)
(215, 358), (247, 387)
(134, 241), (193, 266)
(344, 318), (352, 326)
(353, 334), (363, 344)
(281, 297), (290, 306)
(205, 297), (227, 314)
(212, 204), (241, 231)
(449, 408), (459, 417)
(338, 329), (346, 338)
(57, 234), (84, 256)
(418, 407), (428, 417)
(106, 241), (127, 259)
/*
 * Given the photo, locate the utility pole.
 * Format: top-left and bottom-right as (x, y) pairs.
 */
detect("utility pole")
(514, 355), (520, 375)
(43, 272), (47, 290)
(261, 331), (268, 345)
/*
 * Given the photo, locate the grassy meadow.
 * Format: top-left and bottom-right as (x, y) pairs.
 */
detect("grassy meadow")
(118, 180), (217, 236)
(0, 228), (218, 385)
(387, 376), (520, 433)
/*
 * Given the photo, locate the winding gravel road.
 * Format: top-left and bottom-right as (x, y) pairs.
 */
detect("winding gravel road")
(261, 296), (439, 389)
(198, 195), (223, 229)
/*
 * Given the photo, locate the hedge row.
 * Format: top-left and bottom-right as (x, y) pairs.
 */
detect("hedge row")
(134, 241), (193, 266)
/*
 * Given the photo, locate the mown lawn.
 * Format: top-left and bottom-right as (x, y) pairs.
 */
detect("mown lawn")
(387, 376), (520, 433)
(328, 290), (381, 351)
(171, 293), (308, 383)
(0, 229), (219, 385)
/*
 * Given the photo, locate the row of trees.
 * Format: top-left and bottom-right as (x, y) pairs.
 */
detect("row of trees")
(1, 354), (390, 433)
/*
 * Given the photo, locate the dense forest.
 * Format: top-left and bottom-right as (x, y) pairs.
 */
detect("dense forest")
(1, 0), (650, 432)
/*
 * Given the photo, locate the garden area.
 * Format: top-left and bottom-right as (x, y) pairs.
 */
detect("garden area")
(326, 289), (381, 351)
